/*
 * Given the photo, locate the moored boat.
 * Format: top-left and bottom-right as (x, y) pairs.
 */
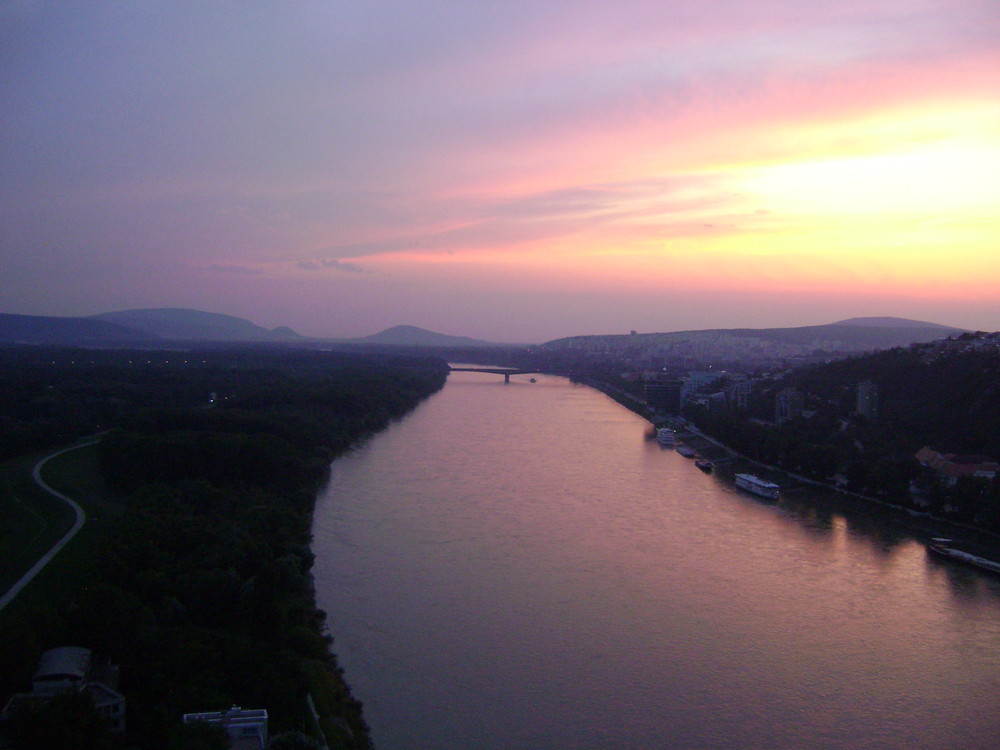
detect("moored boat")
(695, 459), (714, 472)
(656, 427), (676, 446)
(734, 473), (780, 499)
(676, 445), (697, 458)
(927, 538), (1000, 575)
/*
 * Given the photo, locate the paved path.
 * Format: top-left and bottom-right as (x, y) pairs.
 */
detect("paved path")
(0, 441), (95, 613)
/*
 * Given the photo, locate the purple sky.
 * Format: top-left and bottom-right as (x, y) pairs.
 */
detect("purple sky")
(3, 2), (998, 342)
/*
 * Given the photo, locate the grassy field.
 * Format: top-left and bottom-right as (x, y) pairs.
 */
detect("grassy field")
(0, 440), (118, 616)
(0, 451), (75, 597)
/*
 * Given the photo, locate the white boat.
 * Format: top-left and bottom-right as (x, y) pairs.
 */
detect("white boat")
(735, 473), (780, 499)
(676, 445), (697, 458)
(927, 538), (1000, 575)
(656, 427), (676, 445)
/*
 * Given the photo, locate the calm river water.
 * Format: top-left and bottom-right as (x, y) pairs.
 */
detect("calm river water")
(312, 371), (1000, 749)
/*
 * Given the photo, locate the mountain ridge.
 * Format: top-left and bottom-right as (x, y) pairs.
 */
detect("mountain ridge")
(343, 325), (494, 348)
(0, 310), (976, 351)
(540, 317), (967, 347)
(535, 317), (970, 366)
(0, 313), (160, 346)
(830, 316), (959, 329)
(92, 308), (302, 342)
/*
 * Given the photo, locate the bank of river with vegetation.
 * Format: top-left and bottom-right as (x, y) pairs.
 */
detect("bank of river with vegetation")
(578, 373), (1000, 563)
(0, 346), (448, 749)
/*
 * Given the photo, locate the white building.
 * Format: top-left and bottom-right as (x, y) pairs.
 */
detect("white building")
(183, 705), (269, 750)
(856, 380), (878, 419)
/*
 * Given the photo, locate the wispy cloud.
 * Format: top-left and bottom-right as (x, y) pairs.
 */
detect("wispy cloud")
(2, 2), (998, 339)
(296, 259), (366, 273)
(204, 264), (262, 275)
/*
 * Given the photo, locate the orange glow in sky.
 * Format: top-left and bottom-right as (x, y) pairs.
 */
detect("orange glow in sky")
(364, 98), (1000, 301)
(3, 3), (999, 339)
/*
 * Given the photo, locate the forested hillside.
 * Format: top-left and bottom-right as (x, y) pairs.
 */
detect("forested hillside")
(0, 346), (448, 749)
(685, 334), (1000, 530)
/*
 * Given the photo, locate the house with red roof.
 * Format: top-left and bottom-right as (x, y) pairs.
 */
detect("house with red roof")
(915, 446), (998, 486)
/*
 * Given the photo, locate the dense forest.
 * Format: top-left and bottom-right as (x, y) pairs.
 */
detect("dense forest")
(0, 346), (449, 749)
(683, 337), (1000, 531)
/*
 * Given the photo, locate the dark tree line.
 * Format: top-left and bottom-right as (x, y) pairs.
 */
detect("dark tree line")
(0, 346), (448, 749)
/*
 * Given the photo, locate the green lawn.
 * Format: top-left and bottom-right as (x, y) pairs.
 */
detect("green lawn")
(0, 452), (74, 597)
(0, 472), (49, 558)
(0, 440), (118, 615)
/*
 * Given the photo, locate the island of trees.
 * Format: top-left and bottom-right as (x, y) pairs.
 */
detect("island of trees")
(0, 345), (448, 749)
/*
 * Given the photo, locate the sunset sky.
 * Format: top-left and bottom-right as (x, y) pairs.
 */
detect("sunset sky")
(2, 1), (998, 342)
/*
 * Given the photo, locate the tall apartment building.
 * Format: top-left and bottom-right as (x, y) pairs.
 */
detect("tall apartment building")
(856, 380), (878, 420)
(775, 388), (804, 425)
(726, 379), (752, 410)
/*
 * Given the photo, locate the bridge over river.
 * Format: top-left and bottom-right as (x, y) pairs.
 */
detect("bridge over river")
(448, 366), (539, 383)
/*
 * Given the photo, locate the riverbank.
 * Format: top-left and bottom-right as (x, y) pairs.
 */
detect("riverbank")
(578, 376), (1000, 561)
(311, 365), (1000, 750)
(0, 349), (450, 749)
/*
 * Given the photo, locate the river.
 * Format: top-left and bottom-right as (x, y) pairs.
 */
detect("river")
(312, 370), (1000, 749)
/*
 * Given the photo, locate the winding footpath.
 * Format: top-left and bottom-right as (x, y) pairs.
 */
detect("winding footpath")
(0, 441), (95, 614)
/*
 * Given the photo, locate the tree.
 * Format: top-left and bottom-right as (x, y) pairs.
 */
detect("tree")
(4, 691), (115, 750)
(166, 722), (229, 750)
(269, 731), (323, 750)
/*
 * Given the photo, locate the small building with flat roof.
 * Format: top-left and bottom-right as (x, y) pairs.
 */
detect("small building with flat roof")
(183, 705), (269, 750)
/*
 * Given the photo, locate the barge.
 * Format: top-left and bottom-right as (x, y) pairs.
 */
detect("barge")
(656, 427), (676, 446)
(927, 538), (1000, 575)
(735, 473), (780, 499)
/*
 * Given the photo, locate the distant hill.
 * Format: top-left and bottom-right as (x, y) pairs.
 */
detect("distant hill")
(0, 313), (159, 346)
(92, 308), (302, 342)
(831, 316), (959, 329)
(538, 317), (969, 365)
(0, 308), (303, 347)
(725, 321), (967, 350)
(348, 325), (494, 348)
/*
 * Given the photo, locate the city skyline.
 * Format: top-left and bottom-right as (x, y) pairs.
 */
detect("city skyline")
(2, 2), (998, 343)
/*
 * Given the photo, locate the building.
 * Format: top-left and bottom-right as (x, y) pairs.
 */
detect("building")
(682, 371), (723, 406)
(695, 391), (729, 410)
(856, 380), (878, 420)
(31, 646), (92, 695)
(774, 388), (804, 425)
(644, 378), (682, 414)
(183, 705), (269, 750)
(915, 447), (999, 486)
(0, 647), (125, 734)
(726, 379), (752, 410)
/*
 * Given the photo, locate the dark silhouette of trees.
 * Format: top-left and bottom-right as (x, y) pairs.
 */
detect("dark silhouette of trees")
(684, 341), (1000, 531)
(3, 690), (117, 750)
(0, 346), (448, 749)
